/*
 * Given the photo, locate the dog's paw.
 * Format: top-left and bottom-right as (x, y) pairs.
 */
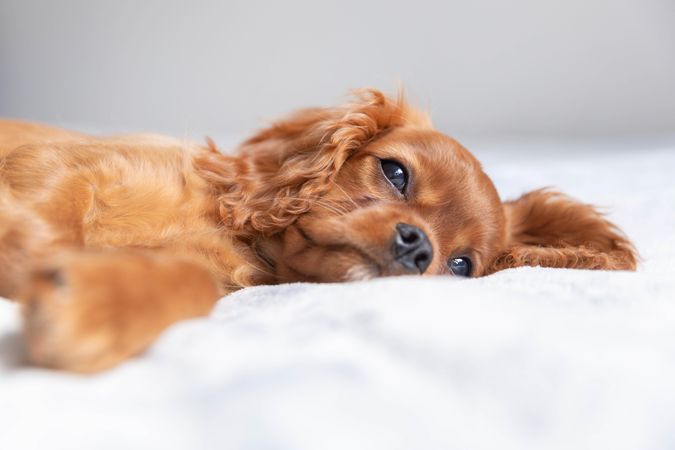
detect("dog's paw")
(19, 252), (217, 373)
(20, 260), (137, 373)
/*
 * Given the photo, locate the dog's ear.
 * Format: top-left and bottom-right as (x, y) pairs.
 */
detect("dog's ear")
(491, 189), (637, 272)
(195, 89), (431, 235)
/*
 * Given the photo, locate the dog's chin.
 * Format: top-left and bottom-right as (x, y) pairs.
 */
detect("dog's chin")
(342, 264), (380, 282)
(279, 254), (383, 283)
(286, 243), (434, 283)
(342, 259), (427, 281)
(276, 222), (428, 283)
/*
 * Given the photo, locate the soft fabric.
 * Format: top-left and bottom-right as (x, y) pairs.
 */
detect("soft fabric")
(1, 143), (674, 450)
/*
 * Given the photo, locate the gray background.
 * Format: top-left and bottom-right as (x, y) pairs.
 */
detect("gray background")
(1, 0), (674, 144)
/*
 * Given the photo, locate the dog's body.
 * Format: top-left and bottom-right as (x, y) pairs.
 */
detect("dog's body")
(0, 90), (637, 372)
(0, 120), (266, 296)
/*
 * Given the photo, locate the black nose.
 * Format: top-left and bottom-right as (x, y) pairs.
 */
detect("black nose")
(393, 223), (433, 274)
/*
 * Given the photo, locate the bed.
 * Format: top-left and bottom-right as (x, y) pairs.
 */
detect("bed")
(1, 141), (674, 450)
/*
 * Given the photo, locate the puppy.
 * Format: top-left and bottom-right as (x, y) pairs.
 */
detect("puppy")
(0, 89), (637, 372)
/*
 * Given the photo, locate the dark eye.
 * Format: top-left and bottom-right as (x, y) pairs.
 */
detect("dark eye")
(448, 257), (472, 277)
(380, 160), (408, 193)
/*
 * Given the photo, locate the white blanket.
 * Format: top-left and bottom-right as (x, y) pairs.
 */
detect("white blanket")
(1, 143), (674, 450)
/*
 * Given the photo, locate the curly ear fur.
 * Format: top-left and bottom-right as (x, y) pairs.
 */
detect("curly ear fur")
(492, 189), (637, 272)
(194, 89), (432, 235)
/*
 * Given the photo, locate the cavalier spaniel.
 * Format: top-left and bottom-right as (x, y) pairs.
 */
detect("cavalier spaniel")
(0, 89), (637, 372)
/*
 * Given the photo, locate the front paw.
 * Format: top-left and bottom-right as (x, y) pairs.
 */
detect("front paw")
(19, 252), (217, 373)
(20, 259), (142, 373)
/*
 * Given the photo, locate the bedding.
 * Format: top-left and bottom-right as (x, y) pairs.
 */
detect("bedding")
(1, 141), (674, 450)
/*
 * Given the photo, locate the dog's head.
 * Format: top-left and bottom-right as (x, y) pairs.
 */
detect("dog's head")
(196, 89), (636, 282)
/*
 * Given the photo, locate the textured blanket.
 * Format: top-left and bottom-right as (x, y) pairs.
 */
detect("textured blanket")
(1, 142), (674, 450)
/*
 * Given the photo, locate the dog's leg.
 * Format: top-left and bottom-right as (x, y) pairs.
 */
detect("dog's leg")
(0, 189), (40, 299)
(18, 250), (221, 373)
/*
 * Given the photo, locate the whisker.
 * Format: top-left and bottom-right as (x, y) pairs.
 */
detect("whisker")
(331, 181), (359, 210)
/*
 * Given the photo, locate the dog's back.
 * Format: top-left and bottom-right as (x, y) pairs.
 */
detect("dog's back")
(0, 120), (86, 156)
(0, 121), (239, 298)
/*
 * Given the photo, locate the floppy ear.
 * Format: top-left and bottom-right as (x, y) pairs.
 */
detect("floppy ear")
(194, 89), (431, 235)
(492, 189), (637, 272)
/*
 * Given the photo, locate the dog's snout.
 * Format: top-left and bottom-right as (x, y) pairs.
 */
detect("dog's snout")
(393, 223), (433, 274)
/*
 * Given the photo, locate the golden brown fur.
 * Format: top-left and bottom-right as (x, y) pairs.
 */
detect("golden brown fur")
(0, 89), (637, 372)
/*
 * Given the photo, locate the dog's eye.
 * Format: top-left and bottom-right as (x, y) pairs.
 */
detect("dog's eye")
(448, 257), (472, 277)
(381, 160), (408, 193)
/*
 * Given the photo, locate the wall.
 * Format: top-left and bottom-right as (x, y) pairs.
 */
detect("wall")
(1, 0), (674, 142)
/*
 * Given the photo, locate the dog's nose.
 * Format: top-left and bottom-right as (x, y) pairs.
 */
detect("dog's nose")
(393, 223), (433, 274)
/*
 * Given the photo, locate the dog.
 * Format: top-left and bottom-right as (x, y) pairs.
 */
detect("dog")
(0, 89), (637, 372)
